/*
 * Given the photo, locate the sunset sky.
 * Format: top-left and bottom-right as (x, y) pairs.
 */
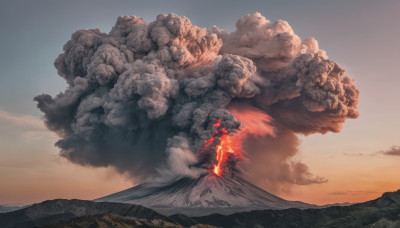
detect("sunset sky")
(1, 0), (399, 206)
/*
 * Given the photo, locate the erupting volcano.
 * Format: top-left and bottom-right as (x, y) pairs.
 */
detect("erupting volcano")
(35, 11), (359, 216)
(96, 118), (316, 216)
(96, 122), (315, 216)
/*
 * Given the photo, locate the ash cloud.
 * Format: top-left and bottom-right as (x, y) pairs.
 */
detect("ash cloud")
(240, 126), (328, 194)
(35, 13), (359, 189)
(229, 104), (328, 193)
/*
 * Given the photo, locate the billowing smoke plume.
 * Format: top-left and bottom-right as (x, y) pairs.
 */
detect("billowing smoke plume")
(35, 12), (359, 190)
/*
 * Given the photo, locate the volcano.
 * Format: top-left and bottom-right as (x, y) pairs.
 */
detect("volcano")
(96, 120), (315, 216)
(96, 173), (315, 216)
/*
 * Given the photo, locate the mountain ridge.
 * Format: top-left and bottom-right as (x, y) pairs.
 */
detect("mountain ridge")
(0, 205), (26, 213)
(0, 199), (172, 228)
(1, 189), (400, 227)
(191, 189), (400, 228)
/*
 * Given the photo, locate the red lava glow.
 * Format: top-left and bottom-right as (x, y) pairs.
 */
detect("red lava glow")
(203, 120), (239, 177)
(213, 132), (234, 176)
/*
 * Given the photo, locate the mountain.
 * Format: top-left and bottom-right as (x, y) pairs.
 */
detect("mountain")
(2, 189), (400, 227)
(40, 214), (218, 228)
(0, 199), (217, 228)
(39, 214), (179, 228)
(190, 189), (400, 228)
(0, 199), (173, 228)
(96, 173), (314, 216)
(0, 205), (25, 213)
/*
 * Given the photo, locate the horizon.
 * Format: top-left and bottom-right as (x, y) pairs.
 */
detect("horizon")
(1, 0), (400, 207)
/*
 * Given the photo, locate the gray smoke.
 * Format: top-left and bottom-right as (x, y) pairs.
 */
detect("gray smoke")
(35, 13), (359, 189)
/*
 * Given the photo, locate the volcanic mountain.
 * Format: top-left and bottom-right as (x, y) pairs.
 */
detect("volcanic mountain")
(96, 173), (314, 216)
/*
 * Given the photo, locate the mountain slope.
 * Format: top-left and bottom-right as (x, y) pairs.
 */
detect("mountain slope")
(40, 214), (218, 228)
(0, 199), (172, 228)
(0, 205), (25, 213)
(96, 173), (314, 215)
(190, 189), (400, 228)
(2, 189), (400, 227)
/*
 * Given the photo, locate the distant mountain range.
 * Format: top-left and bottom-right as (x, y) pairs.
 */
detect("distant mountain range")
(1, 189), (400, 227)
(0, 205), (26, 213)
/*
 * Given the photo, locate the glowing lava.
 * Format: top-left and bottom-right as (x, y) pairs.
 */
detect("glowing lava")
(213, 132), (234, 176)
(203, 120), (238, 176)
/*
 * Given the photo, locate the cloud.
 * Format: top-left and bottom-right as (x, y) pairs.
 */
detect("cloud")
(343, 152), (366, 156)
(0, 108), (57, 141)
(344, 146), (400, 157)
(0, 157), (51, 168)
(379, 146), (400, 156)
(0, 108), (45, 130)
(330, 190), (379, 195)
(343, 152), (376, 157)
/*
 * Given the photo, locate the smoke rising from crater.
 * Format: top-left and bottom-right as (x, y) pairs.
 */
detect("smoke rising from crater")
(35, 12), (359, 190)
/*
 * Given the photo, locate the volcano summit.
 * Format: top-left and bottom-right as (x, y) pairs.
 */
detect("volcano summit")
(96, 173), (314, 216)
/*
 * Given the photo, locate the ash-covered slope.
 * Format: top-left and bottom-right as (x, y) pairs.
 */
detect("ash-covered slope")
(96, 173), (314, 215)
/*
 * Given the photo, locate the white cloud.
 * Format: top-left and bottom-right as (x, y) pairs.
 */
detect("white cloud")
(0, 108), (57, 140)
(0, 109), (45, 130)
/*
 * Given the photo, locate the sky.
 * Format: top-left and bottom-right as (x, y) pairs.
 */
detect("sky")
(0, 0), (399, 205)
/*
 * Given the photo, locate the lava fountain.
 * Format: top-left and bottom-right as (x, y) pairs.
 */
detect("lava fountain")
(202, 120), (243, 177)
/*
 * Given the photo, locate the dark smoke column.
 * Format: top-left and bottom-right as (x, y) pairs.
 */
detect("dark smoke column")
(35, 13), (359, 189)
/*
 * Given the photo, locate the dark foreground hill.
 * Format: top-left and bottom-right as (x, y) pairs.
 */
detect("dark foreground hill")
(0, 199), (203, 228)
(1, 189), (400, 228)
(40, 214), (217, 228)
(192, 189), (400, 228)
(0, 199), (215, 228)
